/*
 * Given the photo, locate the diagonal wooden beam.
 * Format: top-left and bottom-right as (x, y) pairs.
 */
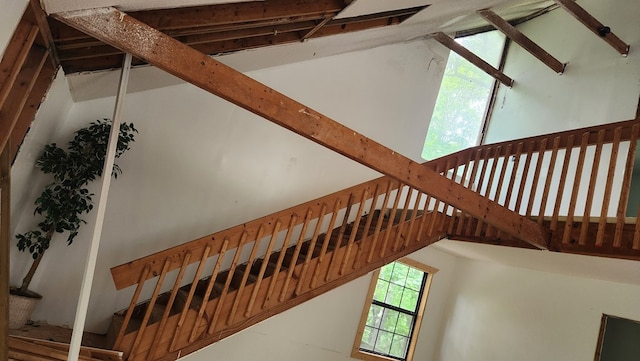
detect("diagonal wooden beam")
(478, 8), (566, 74)
(54, 7), (550, 250)
(0, 145), (9, 361)
(431, 32), (514, 87)
(554, 0), (629, 56)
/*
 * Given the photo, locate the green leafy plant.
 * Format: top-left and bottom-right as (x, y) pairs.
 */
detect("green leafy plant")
(13, 119), (137, 296)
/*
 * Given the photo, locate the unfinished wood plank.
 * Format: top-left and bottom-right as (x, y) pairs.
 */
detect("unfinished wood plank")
(478, 9), (565, 73)
(597, 127), (622, 245)
(614, 124), (640, 247)
(56, 7), (549, 249)
(555, 0), (629, 56)
(579, 129), (605, 245)
(432, 32), (514, 86)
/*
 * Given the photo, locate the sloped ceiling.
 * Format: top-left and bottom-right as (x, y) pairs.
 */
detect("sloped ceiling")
(40, 0), (554, 100)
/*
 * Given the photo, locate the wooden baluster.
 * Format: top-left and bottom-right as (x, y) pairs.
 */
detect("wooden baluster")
(597, 127), (622, 246)
(457, 149), (482, 235)
(476, 147), (493, 198)
(393, 187), (413, 252)
(474, 145), (502, 237)
(263, 215), (298, 308)
(190, 240), (228, 342)
(526, 138), (548, 218)
(228, 225), (265, 325)
(147, 251), (192, 360)
(311, 200), (341, 288)
(130, 258), (172, 357)
(169, 245), (212, 351)
(562, 132), (590, 245)
(380, 184), (404, 258)
(404, 191), (423, 248)
(504, 142), (524, 211)
(514, 141), (535, 215)
(429, 163), (444, 236)
(353, 185), (381, 270)
(614, 124), (640, 247)
(367, 181), (394, 263)
(280, 209), (314, 301)
(538, 136), (561, 224)
(551, 135), (575, 232)
(579, 130), (606, 245)
(326, 194), (355, 282)
(209, 232), (249, 334)
(416, 194), (432, 240)
(296, 203), (327, 295)
(486, 144), (513, 238)
(341, 189), (369, 275)
(448, 158), (469, 234)
(246, 221), (281, 317)
(113, 265), (150, 351)
(633, 201), (640, 250)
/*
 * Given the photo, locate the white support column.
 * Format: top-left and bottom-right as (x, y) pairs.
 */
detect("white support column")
(67, 53), (132, 361)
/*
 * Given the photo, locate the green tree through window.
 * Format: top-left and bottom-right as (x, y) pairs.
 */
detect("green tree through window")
(353, 260), (437, 361)
(422, 31), (506, 160)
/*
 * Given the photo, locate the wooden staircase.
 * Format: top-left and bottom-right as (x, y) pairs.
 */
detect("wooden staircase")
(106, 119), (640, 360)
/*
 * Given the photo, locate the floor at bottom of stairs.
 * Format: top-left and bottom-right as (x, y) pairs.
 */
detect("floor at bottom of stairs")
(9, 321), (109, 349)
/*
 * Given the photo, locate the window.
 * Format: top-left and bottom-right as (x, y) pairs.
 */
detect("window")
(422, 31), (507, 160)
(352, 259), (437, 361)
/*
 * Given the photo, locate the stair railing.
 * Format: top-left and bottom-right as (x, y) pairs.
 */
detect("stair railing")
(110, 172), (457, 359)
(109, 118), (640, 359)
(430, 119), (640, 252)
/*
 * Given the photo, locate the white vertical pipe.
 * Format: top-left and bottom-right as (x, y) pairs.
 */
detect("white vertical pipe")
(67, 53), (132, 361)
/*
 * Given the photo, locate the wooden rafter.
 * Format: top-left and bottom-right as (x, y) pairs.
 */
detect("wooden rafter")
(431, 32), (514, 87)
(55, 7), (550, 250)
(554, 0), (629, 56)
(1, 145), (9, 361)
(477, 8), (566, 74)
(49, 2), (426, 74)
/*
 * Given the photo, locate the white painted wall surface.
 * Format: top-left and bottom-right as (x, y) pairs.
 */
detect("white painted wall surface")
(0, 0), (27, 59)
(10, 39), (447, 331)
(182, 246), (458, 361)
(10, 69), (73, 287)
(437, 258), (640, 361)
(486, 0), (640, 143)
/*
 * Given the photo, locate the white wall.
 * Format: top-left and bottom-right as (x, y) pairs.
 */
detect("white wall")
(10, 39), (448, 331)
(486, 0), (640, 143)
(0, 0), (27, 59)
(182, 246), (459, 361)
(437, 258), (640, 361)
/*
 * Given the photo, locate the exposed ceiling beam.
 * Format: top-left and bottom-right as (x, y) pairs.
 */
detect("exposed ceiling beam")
(54, 7), (550, 250)
(554, 0), (629, 56)
(478, 8), (566, 74)
(431, 32), (514, 87)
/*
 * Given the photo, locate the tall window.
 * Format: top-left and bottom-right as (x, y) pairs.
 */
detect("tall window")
(352, 259), (437, 361)
(422, 31), (506, 160)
